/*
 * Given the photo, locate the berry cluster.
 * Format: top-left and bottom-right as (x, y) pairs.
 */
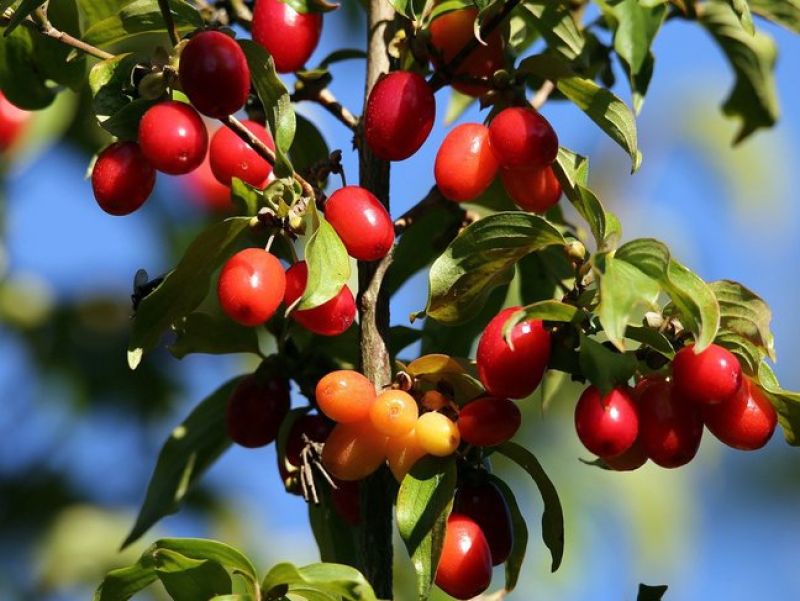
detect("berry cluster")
(576, 343), (777, 470)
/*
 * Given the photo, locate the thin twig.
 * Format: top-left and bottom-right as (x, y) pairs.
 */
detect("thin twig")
(531, 79), (556, 110)
(1, 10), (113, 60)
(393, 186), (465, 234)
(157, 0), (181, 46)
(292, 87), (359, 132)
(428, 0), (522, 92)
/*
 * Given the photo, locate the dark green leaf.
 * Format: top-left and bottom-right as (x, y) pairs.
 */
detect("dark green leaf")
(122, 378), (243, 548)
(297, 203), (351, 310)
(88, 53), (156, 139)
(397, 456), (457, 601)
(316, 48), (367, 68)
(700, 1), (779, 143)
(1, 0), (46, 34)
(757, 362), (800, 445)
(261, 562), (376, 601)
(750, 0), (800, 33)
(0, 26), (55, 109)
(625, 325), (675, 358)
(83, 0), (202, 49)
(422, 212), (565, 324)
(307, 482), (360, 566)
(710, 279), (775, 360)
(637, 583), (669, 601)
(93, 554), (158, 601)
(154, 549), (232, 601)
(230, 178), (260, 216)
(524, 0), (584, 60)
(291, 113), (330, 179)
(488, 475), (528, 592)
(579, 333), (638, 395)
(169, 312), (262, 359)
(615, 238), (720, 352)
(128, 217), (252, 369)
(496, 442), (564, 572)
(239, 39), (296, 177)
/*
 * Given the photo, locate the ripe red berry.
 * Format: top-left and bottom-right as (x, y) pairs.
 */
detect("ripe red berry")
(488, 107), (558, 168)
(209, 120), (275, 187)
(138, 101), (208, 175)
(364, 71), (435, 161)
(91, 141), (156, 216)
(435, 123), (499, 202)
(0, 92), (30, 151)
(183, 152), (232, 212)
(476, 307), (551, 399)
(457, 397), (521, 447)
(252, 0), (323, 73)
(702, 378), (777, 450)
(217, 248), (285, 326)
(454, 481), (513, 566)
(429, 8), (504, 97)
(604, 440), (648, 471)
(324, 186), (395, 261)
(672, 343), (742, 405)
(179, 31), (251, 118)
(500, 165), (561, 213)
(574, 386), (639, 458)
(435, 513), (492, 600)
(284, 261), (356, 336)
(226, 374), (290, 448)
(637, 377), (703, 468)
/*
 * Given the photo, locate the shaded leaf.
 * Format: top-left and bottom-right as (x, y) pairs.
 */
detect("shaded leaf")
(261, 562), (376, 601)
(524, 0), (584, 60)
(579, 333), (638, 396)
(637, 583), (669, 601)
(1, 0), (47, 34)
(93, 554), (157, 601)
(83, 0), (202, 49)
(154, 549), (232, 601)
(757, 362), (800, 445)
(169, 312), (262, 359)
(710, 279), (775, 360)
(488, 475), (528, 592)
(291, 113), (330, 180)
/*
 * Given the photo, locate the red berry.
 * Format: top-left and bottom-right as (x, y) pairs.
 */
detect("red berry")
(637, 377), (703, 468)
(179, 31), (251, 118)
(672, 343), (742, 405)
(429, 8), (504, 97)
(702, 378), (777, 450)
(604, 440), (648, 471)
(457, 397), (521, 447)
(183, 151), (232, 212)
(138, 101), (208, 175)
(435, 513), (492, 600)
(500, 165), (561, 213)
(454, 481), (513, 566)
(209, 120), (275, 187)
(364, 71), (435, 161)
(435, 123), (499, 202)
(476, 307), (551, 399)
(574, 386), (639, 458)
(252, 0), (323, 73)
(488, 107), (558, 168)
(226, 374), (291, 448)
(91, 141), (156, 216)
(218, 248), (285, 326)
(324, 186), (395, 261)
(284, 261), (356, 336)
(330, 479), (361, 526)
(0, 92), (30, 151)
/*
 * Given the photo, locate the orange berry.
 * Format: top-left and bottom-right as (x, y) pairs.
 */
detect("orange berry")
(386, 428), (427, 481)
(416, 412), (460, 457)
(421, 390), (449, 411)
(316, 370), (376, 423)
(321, 421), (388, 481)
(370, 390), (419, 437)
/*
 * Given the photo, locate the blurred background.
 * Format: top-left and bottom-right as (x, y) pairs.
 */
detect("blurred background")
(1, 4), (799, 601)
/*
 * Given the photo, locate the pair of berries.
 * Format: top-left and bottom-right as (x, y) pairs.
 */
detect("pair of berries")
(575, 343), (777, 469)
(435, 106), (561, 213)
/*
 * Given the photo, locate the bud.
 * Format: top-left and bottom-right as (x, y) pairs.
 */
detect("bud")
(564, 239), (586, 262)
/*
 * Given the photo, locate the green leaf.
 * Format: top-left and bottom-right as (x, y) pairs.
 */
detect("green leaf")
(154, 549), (232, 601)
(593, 253), (660, 351)
(710, 279), (776, 361)
(444, 88), (476, 124)
(396, 456), (457, 601)
(127, 217), (251, 369)
(519, 54), (641, 171)
(422, 212), (565, 324)
(756, 362), (800, 445)
(496, 442), (564, 572)
(388, 0), (426, 20)
(487, 475), (528, 592)
(750, 0), (800, 33)
(625, 325), (675, 358)
(297, 203), (351, 310)
(169, 312), (262, 359)
(579, 333), (638, 396)
(230, 178), (261, 216)
(0, 26), (55, 109)
(524, 0), (584, 60)
(307, 482), (360, 566)
(553, 148), (621, 250)
(1, 0), (46, 34)
(122, 378), (243, 548)
(261, 562), (376, 601)
(615, 238), (720, 352)
(405, 354), (484, 404)
(637, 583), (669, 601)
(502, 300), (584, 346)
(239, 39), (296, 177)
(153, 539), (258, 589)
(700, 1), (779, 143)
(291, 113), (330, 180)
(281, 0), (339, 14)
(83, 0), (202, 49)
(94, 554), (158, 601)
(727, 0), (755, 34)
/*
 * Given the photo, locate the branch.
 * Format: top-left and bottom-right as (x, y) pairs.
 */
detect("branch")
(157, 0), (181, 46)
(0, 9), (113, 60)
(393, 186), (465, 234)
(428, 0), (522, 92)
(291, 87), (359, 132)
